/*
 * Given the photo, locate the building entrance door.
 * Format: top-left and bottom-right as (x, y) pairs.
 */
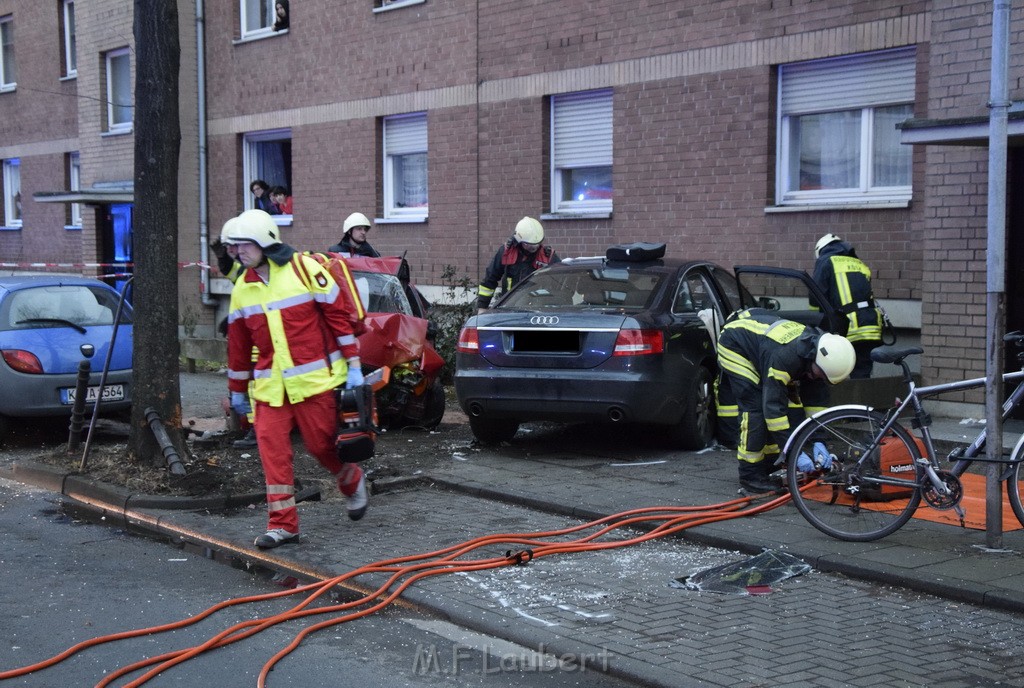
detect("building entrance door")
(103, 203), (134, 302)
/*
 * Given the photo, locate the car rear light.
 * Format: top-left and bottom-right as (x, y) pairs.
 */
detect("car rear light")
(2, 349), (44, 374)
(456, 327), (480, 353)
(612, 329), (664, 356)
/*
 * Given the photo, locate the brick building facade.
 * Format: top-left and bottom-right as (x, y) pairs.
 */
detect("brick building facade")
(1, 1), (1022, 407)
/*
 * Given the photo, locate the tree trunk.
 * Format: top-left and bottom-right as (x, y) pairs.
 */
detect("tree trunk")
(129, 0), (183, 464)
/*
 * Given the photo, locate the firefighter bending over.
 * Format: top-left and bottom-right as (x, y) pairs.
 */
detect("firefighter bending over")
(716, 309), (855, 494)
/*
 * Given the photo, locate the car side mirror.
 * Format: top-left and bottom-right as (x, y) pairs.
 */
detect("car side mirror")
(756, 296), (780, 311)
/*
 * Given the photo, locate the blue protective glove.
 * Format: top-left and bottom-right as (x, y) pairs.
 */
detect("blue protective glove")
(345, 358), (364, 389)
(230, 391), (252, 417)
(812, 442), (833, 470)
(796, 452), (816, 472)
(797, 442), (834, 472)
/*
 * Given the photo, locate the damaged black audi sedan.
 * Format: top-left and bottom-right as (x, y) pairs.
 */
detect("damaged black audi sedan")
(454, 246), (752, 449)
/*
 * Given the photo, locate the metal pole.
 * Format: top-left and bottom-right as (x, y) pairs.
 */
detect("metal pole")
(984, 0), (1011, 548)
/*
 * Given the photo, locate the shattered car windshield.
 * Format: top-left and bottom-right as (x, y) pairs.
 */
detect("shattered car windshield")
(500, 267), (664, 311)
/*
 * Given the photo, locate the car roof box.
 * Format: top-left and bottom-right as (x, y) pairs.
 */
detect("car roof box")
(606, 242), (666, 262)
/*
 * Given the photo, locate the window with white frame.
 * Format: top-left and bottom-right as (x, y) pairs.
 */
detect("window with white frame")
(68, 152), (81, 227)
(61, 0), (76, 77)
(383, 113), (428, 220)
(3, 159), (21, 228)
(776, 47), (915, 206)
(241, 0), (275, 38)
(551, 89), (612, 215)
(0, 15), (16, 91)
(242, 130), (292, 221)
(105, 48), (131, 133)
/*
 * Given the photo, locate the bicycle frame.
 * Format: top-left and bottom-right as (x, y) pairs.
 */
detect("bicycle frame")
(910, 370), (1024, 475)
(792, 369), (1024, 497)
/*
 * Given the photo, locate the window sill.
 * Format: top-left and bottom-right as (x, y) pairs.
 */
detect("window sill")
(0, 225), (22, 231)
(540, 211), (613, 221)
(60, 73), (77, 82)
(373, 0), (426, 13)
(375, 216), (428, 225)
(765, 201), (911, 213)
(272, 215), (293, 227)
(233, 28), (286, 45)
(0, 83), (15, 94)
(102, 128), (133, 138)
(64, 224), (82, 231)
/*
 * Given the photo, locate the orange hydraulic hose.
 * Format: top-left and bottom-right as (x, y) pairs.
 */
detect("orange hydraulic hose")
(0, 489), (794, 688)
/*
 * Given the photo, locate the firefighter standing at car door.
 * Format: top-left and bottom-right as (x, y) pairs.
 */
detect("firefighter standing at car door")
(477, 217), (560, 313)
(812, 234), (884, 379)
(223, 209), (369, 549)
(716, 309), (856, 494)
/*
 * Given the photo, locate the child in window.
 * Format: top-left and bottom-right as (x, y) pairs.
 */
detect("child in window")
(273, 0), (289, 31)
(269, 186), (293, 215)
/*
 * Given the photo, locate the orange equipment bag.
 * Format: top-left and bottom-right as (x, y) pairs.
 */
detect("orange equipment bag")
(335, 384), (379, 463)
(862, 434), (926, 501)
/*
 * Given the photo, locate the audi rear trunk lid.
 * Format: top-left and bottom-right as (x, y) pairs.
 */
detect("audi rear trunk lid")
(473, 310), (630, 369)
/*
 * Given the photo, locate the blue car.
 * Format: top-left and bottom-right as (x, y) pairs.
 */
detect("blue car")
(0, 276), (132, 436)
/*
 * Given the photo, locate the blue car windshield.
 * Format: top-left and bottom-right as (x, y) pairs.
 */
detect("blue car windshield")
(500, 268), (663, 311)
(0, 285), (132, 331)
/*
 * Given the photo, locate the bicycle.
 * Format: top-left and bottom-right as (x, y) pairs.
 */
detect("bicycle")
(783, 331), (1024, 542)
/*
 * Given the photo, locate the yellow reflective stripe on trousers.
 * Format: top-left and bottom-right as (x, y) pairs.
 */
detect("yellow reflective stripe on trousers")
(766, 415), (789, 432)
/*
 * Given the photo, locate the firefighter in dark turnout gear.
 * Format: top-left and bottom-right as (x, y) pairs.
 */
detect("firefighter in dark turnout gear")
(477, 217), (560, 312)
(812, 234), (883, 379)
(717, 310), (855, 493)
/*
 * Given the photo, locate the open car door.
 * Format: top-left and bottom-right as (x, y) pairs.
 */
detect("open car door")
(733, 265), (848, 336)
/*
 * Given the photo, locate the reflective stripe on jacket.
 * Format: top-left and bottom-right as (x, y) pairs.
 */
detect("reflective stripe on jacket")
(717, 311), (819, 443)
(813, 250), (882, 344)
(227, 253), (361, 406)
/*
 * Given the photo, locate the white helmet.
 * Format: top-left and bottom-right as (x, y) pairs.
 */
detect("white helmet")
(815, 233), (842, 258)
(219, 217), (237, 244)
(224, 209), (281, 248)
(514, 216), (544, 244)
(815, 333), (856, 384)
(343, 212), (372, 234)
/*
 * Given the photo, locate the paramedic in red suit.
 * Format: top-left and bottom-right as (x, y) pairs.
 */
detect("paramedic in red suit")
(224, 209), (369, 549)
(477, 216), (560, 313)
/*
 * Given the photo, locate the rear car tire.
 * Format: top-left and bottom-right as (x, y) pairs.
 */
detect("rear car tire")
(420, 379), (446, 430)
(667, 365), (716, 450)
(468, 416), (520, 444)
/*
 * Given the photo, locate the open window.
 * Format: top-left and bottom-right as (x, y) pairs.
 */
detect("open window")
(67, 153), (81, 228)
(0, 15), (15, 92)
(550, 89), (612, 216)
(3, 158), (21, 228)
(104, 47), (131, 134)
(776, 48), (915, 207)
(383, 113), (428, 221)
(240, 0), (276, 38)
(60, 0), (76, 78)
(243, 129), (292, 224)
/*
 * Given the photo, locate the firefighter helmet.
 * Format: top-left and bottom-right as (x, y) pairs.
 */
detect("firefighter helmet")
(815, 333), (856, 384)
(815, 233), (842, 258)
(343, 212), (372, 235)
(224, 209), (281, 248)
(514, 216), (544, 244)
(219, 217), (237, 244)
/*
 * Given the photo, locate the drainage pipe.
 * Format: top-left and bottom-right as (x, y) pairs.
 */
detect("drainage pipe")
(144, 407), (187, 477)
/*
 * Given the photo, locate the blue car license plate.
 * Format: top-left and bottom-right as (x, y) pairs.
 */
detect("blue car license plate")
(61, 384), (125, 405)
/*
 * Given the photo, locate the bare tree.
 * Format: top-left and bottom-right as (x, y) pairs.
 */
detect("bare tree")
(128, 0), (183, 463)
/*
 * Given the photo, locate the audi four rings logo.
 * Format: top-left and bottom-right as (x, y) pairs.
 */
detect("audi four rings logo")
(530, 315), (559, 325)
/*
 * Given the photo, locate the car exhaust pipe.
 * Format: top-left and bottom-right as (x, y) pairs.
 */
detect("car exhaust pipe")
(607, 406), (625, 423)
(468, 401), (484, 417)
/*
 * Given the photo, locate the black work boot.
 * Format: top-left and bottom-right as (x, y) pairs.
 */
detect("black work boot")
(738, 460), (781, 494)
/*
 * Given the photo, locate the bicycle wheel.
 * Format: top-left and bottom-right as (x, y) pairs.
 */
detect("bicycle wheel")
(1006, 436), (1024, 528)
(786, 407), (923, 541)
